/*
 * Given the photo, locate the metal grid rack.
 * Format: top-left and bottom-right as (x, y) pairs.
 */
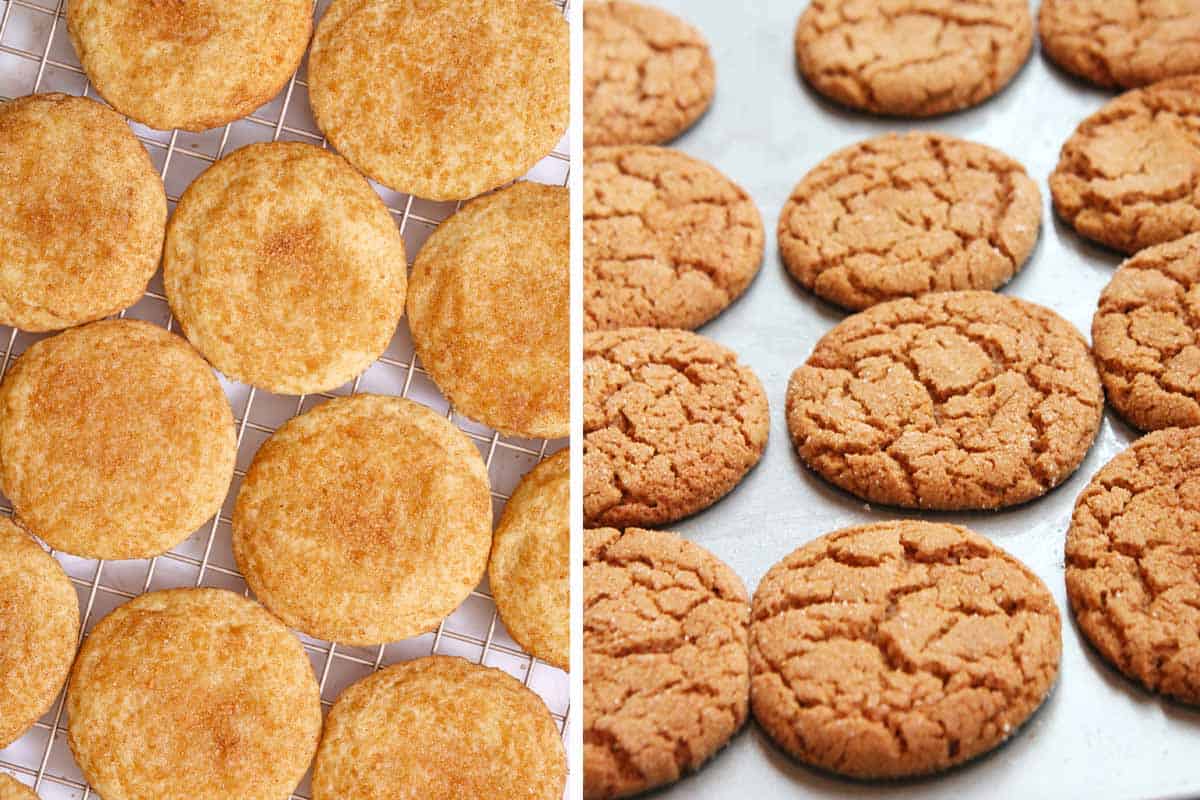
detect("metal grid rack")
(0, 1), (572, 797)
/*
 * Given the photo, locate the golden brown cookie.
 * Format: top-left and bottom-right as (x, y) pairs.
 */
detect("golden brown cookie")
(779, 132), (1041, 311)
(584, 527), (749, 799)
(584, 1), (715, 146)
(752, 520), (1061, 779)
(795, 0), (1033, 117)
(0, 93), (165, 331)
(0, 320), (236, 560)
(584, 328), (769, 528)
(585, 146), (764, 330)
(164, 141), (407, 395)
(787, 291), (1103, 510)
(408, 182), (567, 438)
(309, 0), (567, 201)
(66, 0), (311, 131)
(312, 655), (566, 799)
(0, 519), (79, 750)
(489, 450), (569, 670)
(233, 394), (492, 646)
(0, 774), (36, 800)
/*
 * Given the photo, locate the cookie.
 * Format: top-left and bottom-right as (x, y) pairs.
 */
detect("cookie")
(795, 0), (1033, 117)
(0, 519), (79, 750)
(66, 589), (321, 800)
(585, 146), (764, 330)
(489, 449), (569, 670)
(584, 328), (769, 528)
(233, 394), (492, 646)
(308, 0), (567, 201)
(1050, 76), (1200, 254)
(408, 182), (567, 438)
(1066, 427), (1200, 704)
(0, 320), (236, 560)
(66, 0), (311, 131)
(751, 520), (1061, 779)
(584, 527), (749, 799)
(0, 93), (165, 331)
(779, 132), (1042, 311)
(0, 775), (35, 800)
(312, 655), (566, 799)
(786, 291), (1103, 510)
(164, 141), (407, 395)
(584, 1), (715, 146)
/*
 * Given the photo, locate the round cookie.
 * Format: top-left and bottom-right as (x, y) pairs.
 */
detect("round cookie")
(0, 320), (236, 560)
(66, 0), (311, 132)
(67, 589), (321, 800)
(751, 520), (1061, 779)
(308, 0), (567, 201)
(584, 1), (715, 146)
(0, 93), (165, 331)
(408, 182), (567, 438)
(164, 141), (407, 395)
(786, 291), (1103, 510)
(584, 527), (749, 799)
(312, 655), (566, 799)
(489, 450), (569, 670)
(584, 328), (769, 528)
(233, 394), (492, 646)
(585, 146), (764, 330)
(779, 132), (1042, 311)
(0, 775), (36, 800)
(0, 519), (79, 750)
(795, 0), (1033, 117)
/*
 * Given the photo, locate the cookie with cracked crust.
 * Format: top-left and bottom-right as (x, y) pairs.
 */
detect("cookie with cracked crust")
(585, 146), (764, 330)
(584, 328), (769, 527)
(0, 775), (35, 800)
(584, 1), (715, 146)
(795, 0), (1033, 117)
(584, 527), (750, 799)
(751, 520), (1061, 779)
(786, 290), (1103, 510)
(780, 132), (1041, 310)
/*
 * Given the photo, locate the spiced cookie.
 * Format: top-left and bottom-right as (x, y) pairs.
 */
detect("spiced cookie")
(779, 132), (1041, 311)
(585, 146), (764, 330)
(787, 291), (1103, 510)
(584, 527), (749, 799)
(795, 0), (1033, 117)
(584, 328), (769, 528)
(0, 775), (35, 800)
(752, 520), (1061, 778)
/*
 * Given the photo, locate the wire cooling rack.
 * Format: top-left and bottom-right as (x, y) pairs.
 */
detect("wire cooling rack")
(0, 1), (571, 797)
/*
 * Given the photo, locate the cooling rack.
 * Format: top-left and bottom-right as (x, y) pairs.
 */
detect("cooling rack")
(0, 1), (572, 797)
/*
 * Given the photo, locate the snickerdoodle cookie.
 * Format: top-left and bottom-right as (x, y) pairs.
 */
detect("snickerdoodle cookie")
(0, 775), (35, 800)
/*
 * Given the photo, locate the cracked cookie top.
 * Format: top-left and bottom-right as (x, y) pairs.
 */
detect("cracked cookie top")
(786, 291), (1103, 510)
(794, 0), (1033, 117)
(584, 328), (769, 527)
(585, 146), (764, 330)
(750, 520), (1061, 779)
(584, 527), (750, 799)
(779, 132), (1041, 311)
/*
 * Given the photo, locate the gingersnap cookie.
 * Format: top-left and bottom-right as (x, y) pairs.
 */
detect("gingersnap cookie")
(0, 775), (36, 800)
(0, 320), (236, 560)
(779, 132), (1041, 311)
(67, 589), (321, 800)
(787, 291), (1103, 510)
(312, 655), (566, 799)
(66, 0), (311, 131)
(795, 0), (1033, 117)
(408, 182), (567, 438)
(164, 141), (407, 395)
(489, 449), (569, 670)
(584, 328), (769, 528)
(584, 1), (715, 146)
(585, 146), (764, 330)
(0, 93), (165, 331)
(584, 527), (749, 799)
(233, 394), (492, 645)
(752, 520), (1061, 779)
